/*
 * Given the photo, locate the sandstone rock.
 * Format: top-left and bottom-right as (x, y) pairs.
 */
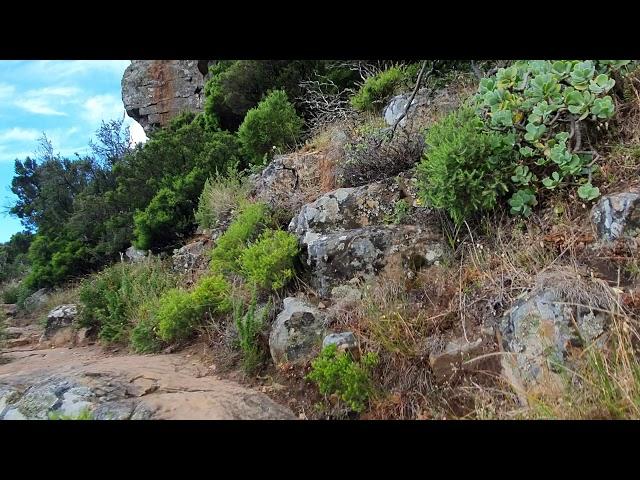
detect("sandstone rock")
(42, 304), (77, 340)
(23, 288), (48, 312)
(322, 332), (358, 356)
(429, 337), (484, 381)
(269, 297), (327, 365)
(121, 60), (213, 135)
(304, 225), (445, 297)
(125, 245), (147, 263)
(591, 189), (640, 243)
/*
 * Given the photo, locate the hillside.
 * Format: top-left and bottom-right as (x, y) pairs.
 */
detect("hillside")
(2, 59), (640, 420)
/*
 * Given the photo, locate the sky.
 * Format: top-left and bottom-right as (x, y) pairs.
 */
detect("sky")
(0, 60), (147, 242)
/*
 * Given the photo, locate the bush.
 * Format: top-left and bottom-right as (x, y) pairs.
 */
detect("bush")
(338, 127), (425, 187)
(155, 274), (232, 344)
(237, 90), (304, 165)
(350, 67), (405, 112)
(416, 107), (518, 224)
(155, 288), (199, 343)
(233, 295), (271, 373)
(78, 259), (176, 344)
(307, 344), (379, 413)
(210, 202), (269, 274)
(129, 300), (164, 353)
(1, 283), (20, 304)
(474, 60), (635, 215)
(195, 167), (251, 230)
(240, 229), (299, 291)
(0, 310), (6, 349)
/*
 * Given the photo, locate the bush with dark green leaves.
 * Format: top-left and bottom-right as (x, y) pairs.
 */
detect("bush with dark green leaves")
(307, 344), (379, 414)
(350, 67), (405, 112)
(240, 229), (299, 291)
(233, 295), (271, 373)
(237, 90), (304, 166)
(417, 106), (518, 224)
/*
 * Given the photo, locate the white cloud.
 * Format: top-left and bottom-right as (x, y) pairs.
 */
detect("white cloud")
(83, 94), (126, 124)
(0, 83), (15, 99)
(13, 86), (80, 116)
(16, 98), (66, 116)
(0, 127), (40, 142)
(24, 60), (131, 80)
(128, 119), (147, 146)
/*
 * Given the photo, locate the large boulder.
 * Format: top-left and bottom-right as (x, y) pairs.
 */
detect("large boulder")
(125, 245), (147, 263)
(304, 225), (445, 297)
(499, 270), (612, 391)
(383, 89), (431, 126)
(591, 189), (640, 243)
(121, 60), (213, 135)
(42, 304), (77, 340)
(269, 297), (327, 366)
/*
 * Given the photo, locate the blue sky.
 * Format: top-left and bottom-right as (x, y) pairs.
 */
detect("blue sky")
(0, 60), (147, 242)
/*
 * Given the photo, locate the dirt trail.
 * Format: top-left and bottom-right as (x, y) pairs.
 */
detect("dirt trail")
(0, 343), (295, 420)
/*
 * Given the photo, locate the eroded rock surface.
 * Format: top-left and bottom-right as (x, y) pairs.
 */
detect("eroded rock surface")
(591, 189), (640, 243)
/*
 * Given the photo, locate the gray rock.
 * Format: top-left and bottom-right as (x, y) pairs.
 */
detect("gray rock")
(121, 60), (213, 135)
(42, 304), (77, 339)
(305, 225), (445, 297)
(269, 297), (327, 365)
(288, 178), (405, 243)
(56, 387), (94, 417)
(429, 337), (484, 381)
(383, 90), (430, 126)
(500, 286), (609, 387)
(1, 303), (17, 317)
(23, 288), (48, 312)
(172, 240), (206, 273)
(125, 245), (147, 263)
(322, 332), (358, 355)
(93, 400), (136, 420)
(331, 285), (362, 303)
(11, 384), (61, 419)
(591, 190), (640, 243)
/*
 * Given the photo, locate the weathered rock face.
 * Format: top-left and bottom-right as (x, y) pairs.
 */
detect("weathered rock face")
(304, 225), (445, 297)
(42, 304), (77, 340)
(172, 240), (206, 274)
(383, 89), (431, 126)
(125, 245), (147, 263)
(23, 288), (48, 312)
(288, 178), (407, 243)
(591, 189), (640, 243)
(429, 337), (484, 381)
(121, 60), (213, 135)
(499, 272), (611, 389)
(269, 297), (327, 365)
(322, 332), (358, 356)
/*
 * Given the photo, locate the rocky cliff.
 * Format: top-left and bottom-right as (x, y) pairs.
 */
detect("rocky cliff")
(121, 60), (213, 134)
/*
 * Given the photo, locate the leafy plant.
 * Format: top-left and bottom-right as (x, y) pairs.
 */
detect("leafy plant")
(307, 344), (379, 414)
(240, 229), (299, 291)
(210, 202), (269, 274)
(195, 166), (250, 230)
(416, 107), (517, 224)
(233, 294), (271, 373)
(48, 408), (94, 420)
(350, 67), (404, 112)
(237, 90), (304, 166)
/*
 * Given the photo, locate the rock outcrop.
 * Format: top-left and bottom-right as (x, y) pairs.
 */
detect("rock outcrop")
(121, 60), (214, 135)
(591, 188), (640, 243)
(42, 304), (77, 340)
(269, 297), (327, 365)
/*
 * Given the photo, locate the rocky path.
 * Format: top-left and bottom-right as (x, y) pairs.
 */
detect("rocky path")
(0, 337), (295, 420)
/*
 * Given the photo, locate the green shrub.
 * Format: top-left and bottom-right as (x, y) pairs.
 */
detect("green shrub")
(155, 274), (232, 345)
(195, 167), (250, 230)
(240, 229), (299, 291)
(210, 202), (269, 274)
(155, 288), (199, 343)
(350, 67), (405, 112)
(307, 344), (379, 413)
(129, 299), (164, 353)
(48, 408), (93, 420)
(78, 258), (176, 345)
(233, 295), (271, 373)
(1, 283), (20, 304)
(191, 274), (232, 314)
(237, 90), (304, 165)
(417, 107), (518, 224)
(474, 60), (635, 214)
